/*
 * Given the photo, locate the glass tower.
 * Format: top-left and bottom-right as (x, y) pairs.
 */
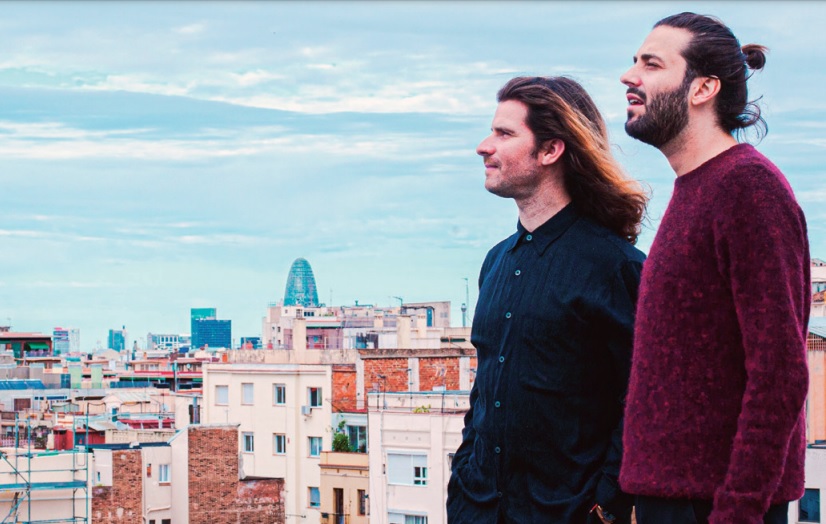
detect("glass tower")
(283, 258), (319, 307)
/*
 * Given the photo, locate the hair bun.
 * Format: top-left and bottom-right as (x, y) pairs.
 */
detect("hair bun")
(742, 44), (768, 70)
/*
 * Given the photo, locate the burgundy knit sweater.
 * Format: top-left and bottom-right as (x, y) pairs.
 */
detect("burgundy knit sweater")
(620, 144), (811, 524)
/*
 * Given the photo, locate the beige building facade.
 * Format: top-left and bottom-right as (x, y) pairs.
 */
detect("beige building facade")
(203, 362), (332, 523)
(319, 451), (369, 524)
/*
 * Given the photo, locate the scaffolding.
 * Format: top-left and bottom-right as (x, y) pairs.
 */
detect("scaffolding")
(0, 414), (88, 523)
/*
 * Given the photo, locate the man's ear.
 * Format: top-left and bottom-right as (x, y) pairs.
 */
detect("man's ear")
(690, 75), (721, 108)
(538, 138), (565, 166)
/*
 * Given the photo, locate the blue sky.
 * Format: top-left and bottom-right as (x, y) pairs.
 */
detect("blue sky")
(2, 1), (824, 349)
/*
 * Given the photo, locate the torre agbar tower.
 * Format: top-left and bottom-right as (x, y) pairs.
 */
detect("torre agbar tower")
(283, 257), (319, 308)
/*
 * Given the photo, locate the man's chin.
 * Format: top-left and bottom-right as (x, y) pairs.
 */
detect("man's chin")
(485, 183), (511, 198)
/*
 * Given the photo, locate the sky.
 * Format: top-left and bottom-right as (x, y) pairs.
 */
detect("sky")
(1, 1), (824, 350)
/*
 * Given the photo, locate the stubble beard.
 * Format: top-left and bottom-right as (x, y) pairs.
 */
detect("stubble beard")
(625, 74), (693, 148)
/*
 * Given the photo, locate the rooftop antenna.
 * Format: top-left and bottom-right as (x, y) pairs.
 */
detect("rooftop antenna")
(462, 278), (470, 327)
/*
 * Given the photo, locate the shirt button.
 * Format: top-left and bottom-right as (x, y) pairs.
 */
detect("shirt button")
(525, 234), (533, 241)
(498, 356), (505, 363)
(494, 446), (501, 454)
(497, 491), (503, 498)
(494, 401), (501, 408)
(505, 312), (512, 319)
(514, 269), (521, 276)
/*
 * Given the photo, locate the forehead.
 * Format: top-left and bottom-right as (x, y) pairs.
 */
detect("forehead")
(492, 100), (530, 128)
(637, 25), (693, 67)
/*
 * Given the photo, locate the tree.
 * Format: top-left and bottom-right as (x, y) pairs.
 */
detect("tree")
(332, 420), (350, 452)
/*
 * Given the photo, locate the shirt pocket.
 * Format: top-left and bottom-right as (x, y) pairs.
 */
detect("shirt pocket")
(517, 318), (588, 394)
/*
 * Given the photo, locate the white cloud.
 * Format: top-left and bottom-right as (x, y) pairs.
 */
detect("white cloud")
(797, 186), (826, 203)
(81, 74), (192, 97)
(174, 23), (207, 35)
(231, 69), (285, 87)
(0, 120), (470, 161)
(0, 121), (153, 140)
(0, 229), (49, 238)
(24, 280), (111, 289)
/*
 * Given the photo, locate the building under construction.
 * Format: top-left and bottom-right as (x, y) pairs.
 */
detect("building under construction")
(0, 417), (89, 523)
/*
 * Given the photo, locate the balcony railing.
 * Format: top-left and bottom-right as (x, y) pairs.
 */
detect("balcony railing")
(320, 513), (350, 524)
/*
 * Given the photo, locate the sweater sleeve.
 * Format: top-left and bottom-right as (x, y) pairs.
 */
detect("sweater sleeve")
(708, 164), (810, 524)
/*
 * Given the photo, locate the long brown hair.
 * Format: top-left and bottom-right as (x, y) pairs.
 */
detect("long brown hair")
(498, 76), (648, 244)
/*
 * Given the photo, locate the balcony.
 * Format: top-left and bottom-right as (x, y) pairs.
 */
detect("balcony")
(320, 514), (349, 524)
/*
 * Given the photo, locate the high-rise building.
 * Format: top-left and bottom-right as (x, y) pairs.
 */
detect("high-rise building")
(190, 308), (217, 339)
(192, 319), (231, 349)
(283, 258), (319, 308)
(53, 327), (80, 355)
(108, 327), (127, 352)
(147, 333), (191, 352)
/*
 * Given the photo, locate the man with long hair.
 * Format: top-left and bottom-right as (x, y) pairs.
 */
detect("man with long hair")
(447, 76), (647, 523)
(619, 13), (810, 524)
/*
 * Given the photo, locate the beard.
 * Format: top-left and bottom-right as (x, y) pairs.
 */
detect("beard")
(625, 74), (693, 148)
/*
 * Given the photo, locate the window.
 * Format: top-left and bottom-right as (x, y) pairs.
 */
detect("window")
(162, 520), (171, 524)
(414, 465), (428, 485)
(357, 489), (367, 515)
(347, 425), (367, 453)
(273, 384), (286, 405)
(243, 432), (254, 453)
(309, 436), (322, 457)
(158, 463), (170, 483)
(242, 383), (254, 404)
(387, 453), (428, 486)
(308, 486), (320, 508)
(215, 385), (228, 405)
(274, 434), (286, 455)
(801, 488), (821, 522)
(447, 452), (455, 469)
(388, 513), (427, 524)
(309, 387), (322, 407)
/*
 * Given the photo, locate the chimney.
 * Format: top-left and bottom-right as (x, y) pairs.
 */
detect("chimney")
(292, 318), (307, 351)
(397, 315), (411, 349)
(416, 313), (427, 337)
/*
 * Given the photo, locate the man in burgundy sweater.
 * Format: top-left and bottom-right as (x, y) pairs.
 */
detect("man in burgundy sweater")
(618, 12), (811, 524)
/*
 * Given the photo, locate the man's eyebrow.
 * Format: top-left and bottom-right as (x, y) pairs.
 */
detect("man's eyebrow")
(492, 125), (515, 134)
(639, 53), (663, 63)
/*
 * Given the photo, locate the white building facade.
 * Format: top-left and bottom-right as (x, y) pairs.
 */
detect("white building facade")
(367, 391), (469, 524)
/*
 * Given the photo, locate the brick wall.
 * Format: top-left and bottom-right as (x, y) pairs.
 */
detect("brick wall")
(92, 449), (142, 523)
(188, 426), (284, 524)
(419, 357), (460, 391)
(364, 358), (410, 400)
(331, 365), (357, 412)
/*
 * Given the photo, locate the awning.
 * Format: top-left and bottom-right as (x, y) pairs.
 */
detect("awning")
(25, 343), (50, 350)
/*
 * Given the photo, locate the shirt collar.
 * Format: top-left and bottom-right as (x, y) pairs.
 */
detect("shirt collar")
(507, 203), (580, 255)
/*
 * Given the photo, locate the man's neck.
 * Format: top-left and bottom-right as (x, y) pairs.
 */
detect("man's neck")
(515, 183), (572, 232)
(661, 122), (739, 177)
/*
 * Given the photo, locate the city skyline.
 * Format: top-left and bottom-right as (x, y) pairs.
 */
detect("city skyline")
(2, 1), (824, 348)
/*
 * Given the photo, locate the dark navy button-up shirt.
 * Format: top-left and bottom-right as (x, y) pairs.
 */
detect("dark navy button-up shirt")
(447, 204), (645, 523)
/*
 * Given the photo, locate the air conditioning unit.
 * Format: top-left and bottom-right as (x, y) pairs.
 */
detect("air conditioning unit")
(301, 405), (311, 416)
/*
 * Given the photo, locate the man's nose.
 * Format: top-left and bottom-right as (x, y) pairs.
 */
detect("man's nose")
(477, 136), (494, 157)
(620, 66), (640, 87)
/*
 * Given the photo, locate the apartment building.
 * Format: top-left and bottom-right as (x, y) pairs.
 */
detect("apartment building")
(367, 391), (469, 524)
(203, 362), (332, 524)
(319, 450), (369, 524)
(806, 318), (826, 443)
